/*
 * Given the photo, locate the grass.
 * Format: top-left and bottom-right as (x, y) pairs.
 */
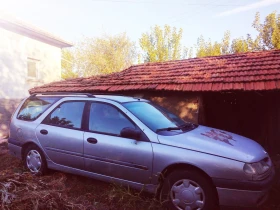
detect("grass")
(0, 140), (279, 210)
(0, 140), (161, 210)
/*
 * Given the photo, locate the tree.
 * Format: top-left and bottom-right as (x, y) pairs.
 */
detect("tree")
(196, 36), (222, 57)
(66, 33), (136, 77)
(61, 49), (78, 80)
(230, 34), (261, 53)
(139, 25), (183, 62)
(193, 11), (279, 58)
(231, 37), (250, 53)
(221, 30), (231, 54)
(253, 11), (280, 50)
(184, 47), (194, 58)
(196, 31), (230, 57)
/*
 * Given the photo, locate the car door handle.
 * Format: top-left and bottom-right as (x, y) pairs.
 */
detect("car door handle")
(87, 138), (98, 144)
(40, 129), (48, 135)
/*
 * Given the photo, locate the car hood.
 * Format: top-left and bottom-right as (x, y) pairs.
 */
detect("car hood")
(157, 125), (267, 163)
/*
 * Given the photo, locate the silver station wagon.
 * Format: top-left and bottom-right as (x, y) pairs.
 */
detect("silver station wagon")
(9, 93), (275, 210)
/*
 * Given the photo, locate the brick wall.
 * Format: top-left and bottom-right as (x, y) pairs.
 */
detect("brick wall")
(0, 99), (22, 137)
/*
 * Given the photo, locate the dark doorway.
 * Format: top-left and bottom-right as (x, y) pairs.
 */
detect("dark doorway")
(202, 92), (280, 155)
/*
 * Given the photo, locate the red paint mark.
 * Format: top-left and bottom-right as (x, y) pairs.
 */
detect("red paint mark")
(201, 129), (236, 146)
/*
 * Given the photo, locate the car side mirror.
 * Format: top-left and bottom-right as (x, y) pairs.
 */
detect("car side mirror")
(120, 127), (141, 140)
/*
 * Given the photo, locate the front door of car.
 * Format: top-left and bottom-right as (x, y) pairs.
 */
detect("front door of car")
(36, 101), (86, 170)
(83, 102), (153, 184)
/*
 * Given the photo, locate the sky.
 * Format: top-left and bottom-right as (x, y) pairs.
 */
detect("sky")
(0, 0), (280, 50)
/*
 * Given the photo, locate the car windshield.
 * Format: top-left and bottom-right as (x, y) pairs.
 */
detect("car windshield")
(123, 101), (195, 133)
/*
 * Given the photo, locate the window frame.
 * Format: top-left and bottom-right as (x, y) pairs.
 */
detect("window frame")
(27, 58), (40, 79)
(84, 101), (149, 141)
(42, 100), (87, 131)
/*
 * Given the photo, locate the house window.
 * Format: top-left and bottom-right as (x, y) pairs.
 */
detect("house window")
(27, 58), (39, 79)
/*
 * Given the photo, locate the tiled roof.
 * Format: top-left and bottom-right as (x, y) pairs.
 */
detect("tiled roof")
(30, 50), (280, 93)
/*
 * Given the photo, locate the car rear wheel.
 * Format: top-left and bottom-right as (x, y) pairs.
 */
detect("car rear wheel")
(23, 145), (47, 175)
(160, 169), (219, 210)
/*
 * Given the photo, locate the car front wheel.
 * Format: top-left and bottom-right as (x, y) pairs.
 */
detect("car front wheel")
(160, 169), (219, 210)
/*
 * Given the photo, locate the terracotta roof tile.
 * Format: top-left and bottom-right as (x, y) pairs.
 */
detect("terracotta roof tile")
(244, 82), (255, 91)
(201, 83), (212, 91)
(276, 80), (280, 89)
(192, 83), (202, 91)
(254, 81), (265, 90)
(30, 50), (280, 93)
(264, 81), (276, 90)
(183, 84), (193, 91)
(212, 83), (222, 91)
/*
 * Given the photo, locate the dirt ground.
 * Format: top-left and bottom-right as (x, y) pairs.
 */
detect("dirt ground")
(0, 139), (279, 210)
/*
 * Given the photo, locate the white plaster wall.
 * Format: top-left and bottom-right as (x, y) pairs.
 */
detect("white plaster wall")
(0, 27), (61, 99)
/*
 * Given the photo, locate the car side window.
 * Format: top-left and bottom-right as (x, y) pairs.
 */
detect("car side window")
(89, 102), (135, 136)
(44, 101), (85, 129)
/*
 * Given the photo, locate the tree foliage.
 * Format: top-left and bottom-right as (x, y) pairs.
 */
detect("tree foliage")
(230, 34), (261, 53)
(61, 11), (280, 76)
(195, 11), (280, 58)
(196, 31), (230, 57)
(75, 33), (136, 76)
(61, 49), (78, 80)
(253, 11), (280, 50)
(61, 33), (136, 79)
(139, 25), (183, 62)
(184, 47), (193, 59)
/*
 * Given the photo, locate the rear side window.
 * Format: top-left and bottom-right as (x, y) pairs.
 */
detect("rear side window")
(17, 97), (59, 121)
(44, 101), (85, 129)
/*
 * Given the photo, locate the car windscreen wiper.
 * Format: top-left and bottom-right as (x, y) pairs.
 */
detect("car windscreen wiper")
(156, 127), (181, 133)
(178, 122), (197, 129)
(156, 123), (198, 133)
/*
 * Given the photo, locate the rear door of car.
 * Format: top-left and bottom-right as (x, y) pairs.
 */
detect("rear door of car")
(83, 101), (153, 184)
(36, 100), (86, 170)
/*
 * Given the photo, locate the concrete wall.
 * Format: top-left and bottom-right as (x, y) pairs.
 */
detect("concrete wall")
(0, 27), (62, 136)
(0, 27), (61, 99)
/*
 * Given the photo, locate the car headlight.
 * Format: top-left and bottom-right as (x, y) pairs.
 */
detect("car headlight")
(243, 158), (271, 180)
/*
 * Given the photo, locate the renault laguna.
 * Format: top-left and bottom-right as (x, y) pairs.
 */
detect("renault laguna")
(8, 93), (275, 210)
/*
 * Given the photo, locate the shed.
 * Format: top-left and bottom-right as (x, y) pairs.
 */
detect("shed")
(30, 50), (280, 155)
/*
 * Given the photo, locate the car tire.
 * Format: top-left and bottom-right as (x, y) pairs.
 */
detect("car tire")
(23, 144), (47, 175)
(160, 169), (219, 210)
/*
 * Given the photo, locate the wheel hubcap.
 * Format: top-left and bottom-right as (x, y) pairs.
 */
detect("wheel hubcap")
(170, 179), (205, 210)
(26, 150), (42, 173)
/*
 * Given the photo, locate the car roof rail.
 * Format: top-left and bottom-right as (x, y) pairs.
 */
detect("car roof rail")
(93, 92), (126, 96)
(30, 92), (96, 98)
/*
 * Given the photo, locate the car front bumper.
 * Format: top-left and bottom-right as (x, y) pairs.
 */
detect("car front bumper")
(214, 167), (275, 207)
(217, 187), (269, 207)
